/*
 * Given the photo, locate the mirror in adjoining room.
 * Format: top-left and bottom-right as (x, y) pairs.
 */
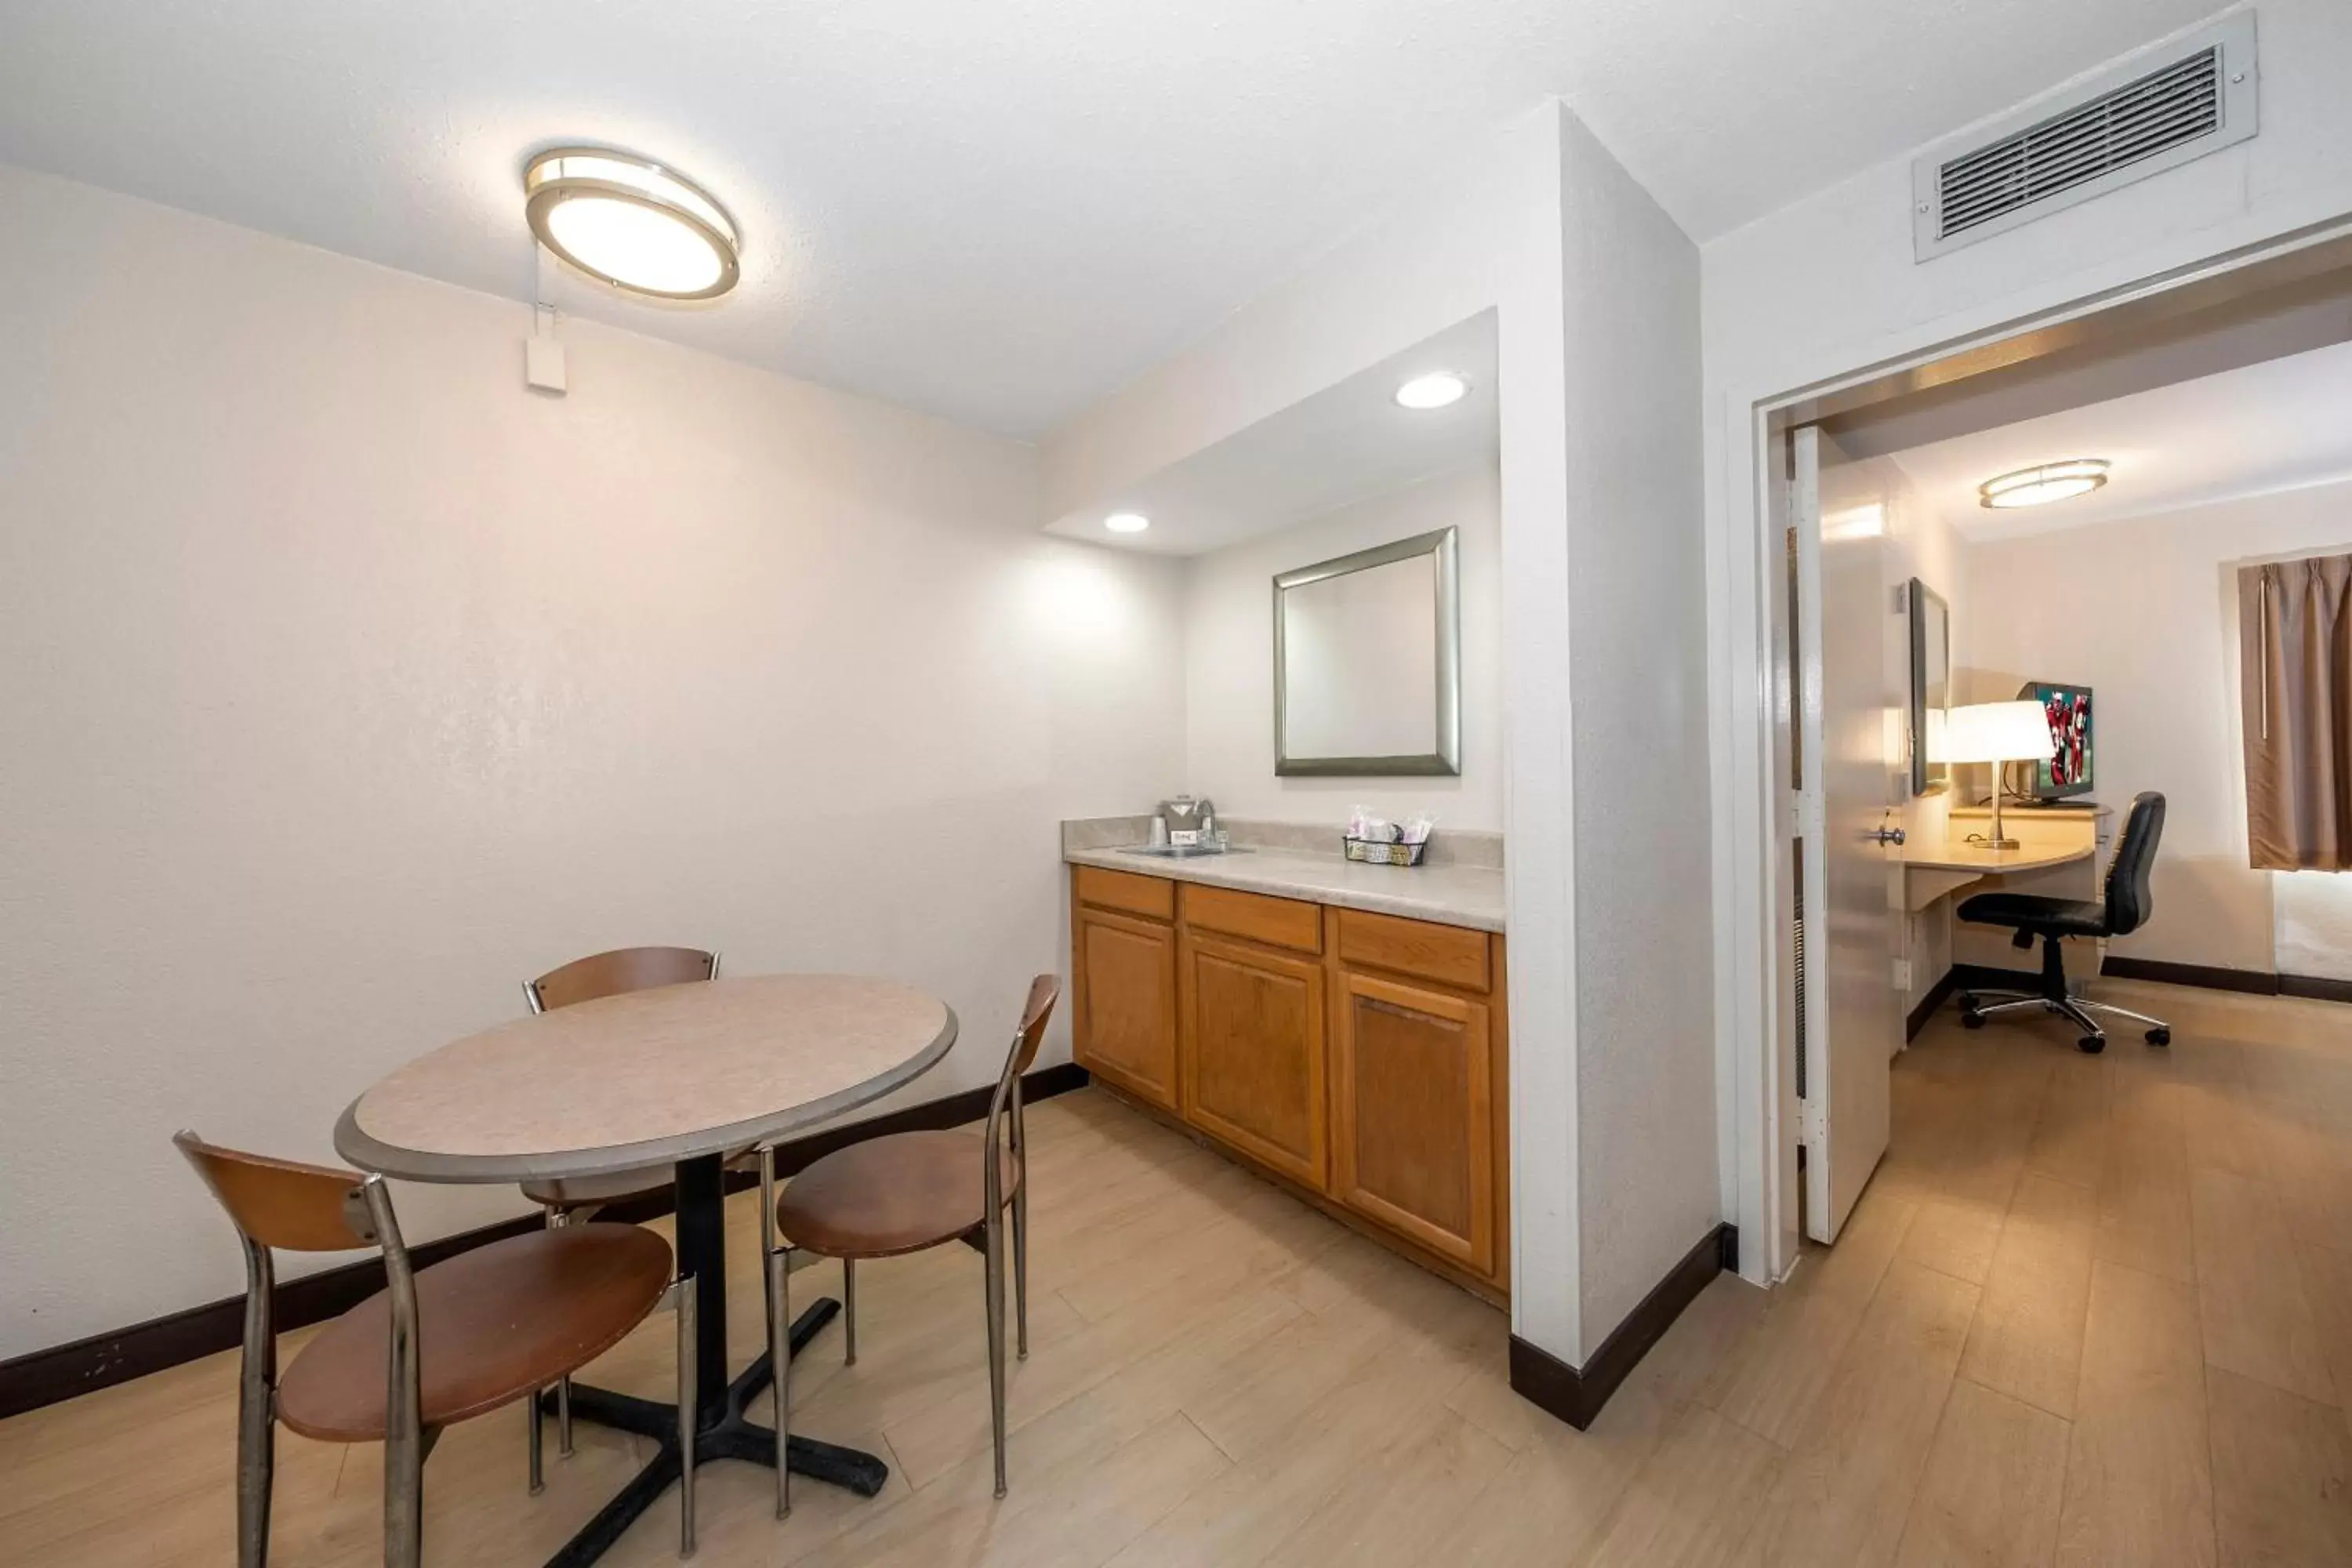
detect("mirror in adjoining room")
(1909, 576), (1951, 794)
(1275, 528), (1459, 775)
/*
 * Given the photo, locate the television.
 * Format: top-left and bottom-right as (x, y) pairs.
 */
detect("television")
(2017, 681), (2093, 800)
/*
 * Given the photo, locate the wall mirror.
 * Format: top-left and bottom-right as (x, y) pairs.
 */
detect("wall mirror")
(1908, 577), (1951, 795)
(1274, 527), (1460, 775)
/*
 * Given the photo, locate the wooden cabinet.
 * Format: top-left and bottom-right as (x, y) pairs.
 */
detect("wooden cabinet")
(1330, 970), (1494, 1275)
(1070, 864), (1510, 1299)
(1181, 933), (1328, 1191)
(1072, 906), (1180, 1111)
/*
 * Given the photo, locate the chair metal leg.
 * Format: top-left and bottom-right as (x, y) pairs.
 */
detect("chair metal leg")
(671, 1277), (698, 1559)
(1972, 997), (2054, 1018)
(843, 1258), (858, 1367)
(2079, 999), (2169, 1029)
(383, 1401), (425, 1567)
(1011, 1178), (1029, 1362)
(762, 1148), (792, 1521)
(235, 1238), (276, 1568)
(527, 1388), (544, 1495)
(542, 1206), (575, 1458)
(983, 1207), (1009, 1498)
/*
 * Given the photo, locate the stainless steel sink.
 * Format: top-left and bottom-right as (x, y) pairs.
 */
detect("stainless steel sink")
(1113, 844), (1253, 859)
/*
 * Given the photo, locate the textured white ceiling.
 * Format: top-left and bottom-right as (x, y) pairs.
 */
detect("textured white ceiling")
(1890, 339), (2352, 543)
(0, 0), (2219, 435)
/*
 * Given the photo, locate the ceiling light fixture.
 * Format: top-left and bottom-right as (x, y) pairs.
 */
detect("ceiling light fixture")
(1104, 513), (1150, 534)
(1977, 459), (2111, 510)
(1393, 372), (1468, 411)
(524, 147), (740, 300)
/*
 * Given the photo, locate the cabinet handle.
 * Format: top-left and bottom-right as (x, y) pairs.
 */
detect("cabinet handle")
(1361, 996), (1441, 1025)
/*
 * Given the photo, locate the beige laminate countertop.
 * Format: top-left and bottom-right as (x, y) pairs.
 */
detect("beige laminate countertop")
(1064, 843), (1505, 933)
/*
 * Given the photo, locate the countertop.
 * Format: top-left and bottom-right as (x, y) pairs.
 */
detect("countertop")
(1063, 842), (1505, 933)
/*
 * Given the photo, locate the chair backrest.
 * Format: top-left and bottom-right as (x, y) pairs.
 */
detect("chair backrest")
(1008, 973), (1061, 1080)
(2103, 792), (2166, 938)
(174, 1132), (380, 1252)
(526, 946), (719, 1013)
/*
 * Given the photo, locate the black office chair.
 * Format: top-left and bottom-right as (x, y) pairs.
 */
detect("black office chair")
(1956, 790), (2172, 1054)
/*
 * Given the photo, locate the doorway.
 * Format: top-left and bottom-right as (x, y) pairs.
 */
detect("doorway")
(1762, 227), (2352, 1273)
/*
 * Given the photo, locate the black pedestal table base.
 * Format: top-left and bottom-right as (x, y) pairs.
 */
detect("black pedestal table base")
(537, 1301), (884, 1566)
(536, 1151), (888, 1567)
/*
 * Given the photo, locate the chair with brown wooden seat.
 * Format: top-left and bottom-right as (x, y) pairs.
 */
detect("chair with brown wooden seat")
(760, 974), (1059, 1512)
(174, 1132), (698, 1567)
(515, 946), (760, 1476)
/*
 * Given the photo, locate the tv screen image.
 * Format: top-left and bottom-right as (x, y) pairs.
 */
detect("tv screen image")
(2021, 682), (2093, 800)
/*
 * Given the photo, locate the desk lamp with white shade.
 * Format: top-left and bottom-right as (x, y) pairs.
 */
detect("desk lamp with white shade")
(1940, 700), (2053, 850)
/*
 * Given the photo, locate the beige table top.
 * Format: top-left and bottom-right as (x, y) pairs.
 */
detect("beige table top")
(336, 975), (958, 1184)
(1900, 840), (2093, 874)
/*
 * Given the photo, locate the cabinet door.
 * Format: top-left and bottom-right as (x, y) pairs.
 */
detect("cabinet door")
(1180, 934), (1328, 1191)
(1074, 908), (1179, 1110)
(1331, 970), (1494, 1275)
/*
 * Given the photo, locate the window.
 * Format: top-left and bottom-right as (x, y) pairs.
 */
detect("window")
(2240, 552), (2352, 871)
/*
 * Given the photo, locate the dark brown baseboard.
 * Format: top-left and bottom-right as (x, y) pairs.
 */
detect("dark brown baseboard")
(1915, 958), (2352, 1039)
(1508, 1222), (1737, 1432)
(1905, 966), (1964, 1041)
(2097, 955), (2276, 995)
(0, 1063), (1090, 1422)
(2099, 954), (2352, 1004)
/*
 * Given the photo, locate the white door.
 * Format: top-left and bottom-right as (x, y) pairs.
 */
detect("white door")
(1793, 426), (1903, 1243)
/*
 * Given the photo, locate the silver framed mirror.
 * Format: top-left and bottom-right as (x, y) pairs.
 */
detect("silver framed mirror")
(1272, 526), (1461, 776)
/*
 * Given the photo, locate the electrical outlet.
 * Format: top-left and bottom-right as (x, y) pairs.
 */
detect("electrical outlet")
(1893, 957), (1912, 993)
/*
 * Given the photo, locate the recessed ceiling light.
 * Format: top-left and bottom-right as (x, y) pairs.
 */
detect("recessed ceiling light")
(1394, 372), (1468, 411)
(524, 148), (740, 300)
(1978, 459), (2111, 510)
(1104, 513), (1150, 534)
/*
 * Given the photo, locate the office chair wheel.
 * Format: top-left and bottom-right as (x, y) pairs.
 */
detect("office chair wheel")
(2147, 1027), (2172, 1047)
(2077, 1033), (2106, 1054)
(1959, 1008), (1985, 1030)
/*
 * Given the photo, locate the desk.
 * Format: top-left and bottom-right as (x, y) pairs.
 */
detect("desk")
(1902, 840), (2094, 911)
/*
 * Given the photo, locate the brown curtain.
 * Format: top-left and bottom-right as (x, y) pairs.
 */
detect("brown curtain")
(2240, 552), (2352, 871)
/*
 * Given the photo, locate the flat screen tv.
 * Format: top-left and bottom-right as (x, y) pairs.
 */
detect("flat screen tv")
(2018, 681), (2093, 800)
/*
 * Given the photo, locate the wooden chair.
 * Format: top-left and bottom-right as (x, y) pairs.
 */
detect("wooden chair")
(175, 1133), (696, 1566)
(514, 946), (752, 1470)
(762, 974), (1060, 1512)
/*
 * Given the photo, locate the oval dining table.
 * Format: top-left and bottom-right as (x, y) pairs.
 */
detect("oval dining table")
(335, 973), (959, 1568)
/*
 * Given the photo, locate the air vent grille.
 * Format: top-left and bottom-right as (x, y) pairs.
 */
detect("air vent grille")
(1937, 49), (2219, 241)
(1913, 14), (2257, 261)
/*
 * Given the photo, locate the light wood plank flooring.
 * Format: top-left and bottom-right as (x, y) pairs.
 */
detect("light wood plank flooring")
(6, 978), (2350, 1566)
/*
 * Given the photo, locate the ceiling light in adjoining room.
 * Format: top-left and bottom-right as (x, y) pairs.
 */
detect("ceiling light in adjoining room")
(1394, 372), (1469, 411)
(524, 148), (740, 300)
(1977, 459), (2110, 510)
(1104, 513), (1150, 534)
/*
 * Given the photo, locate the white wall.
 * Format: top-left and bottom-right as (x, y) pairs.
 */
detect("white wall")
(1965, 479), (2352, 976)
(1701, 0), (2352, 1280)
(0, 163), (1189, 1359)
(1183, 463), (1503, 829)
(1548, 109), (1717, 1362)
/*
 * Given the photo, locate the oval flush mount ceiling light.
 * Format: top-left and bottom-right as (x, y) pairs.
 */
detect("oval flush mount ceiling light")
(524, 148), (740, 300)
(1394, 372), (1468, 411)
(1104, 513), (1151, 534)
(1978, 459), (2111, 509)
